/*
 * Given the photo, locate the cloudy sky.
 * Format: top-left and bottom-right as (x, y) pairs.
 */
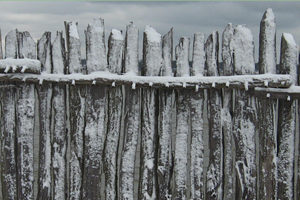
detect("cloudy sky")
(0, 1), (299, 62)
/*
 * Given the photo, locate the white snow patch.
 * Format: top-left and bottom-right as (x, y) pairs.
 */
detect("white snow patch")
(111, 29), (123, 40)
(145, 25), (161, 43)
(69, 22), (79, 39)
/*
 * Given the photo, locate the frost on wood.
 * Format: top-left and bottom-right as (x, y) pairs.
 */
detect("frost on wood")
(86, 18), (107, 73)
(205, 31), (219, 76)
(18, 31), (37, 59)
(175, 37), (190, 77)
(52, 31), (66, 74)
(0, 29), (3, 59)
(192, 32), (205, 76)
(69, 85), (86, 200)
(157, 28), (174, 200)
(231, 25), (255, 75)
(259, 8), (276, 74)
(257, 8), (277, 200)
(161, 28), (173, 76)
(104, 32), (123, 200)
(279, 33), (298, 84)
(174, 37), (190, 199)
(37, 32), (52, 73)
(37, 84), (52, 200)
(205, 31), (223, 200)
(221, 23), (235, 200)
(82, 86), (106, 200)
(120, 88), (140, 200)
(107, 29), (124, 74)
(190, 89), (204, 199)
(123, 22), (139, 75)
(52, 85), (67, 200)
(1, 86), (17, 200)
(142, 25), (162, 76)
(16, 83), (35, 200)
(277, 32), (298, 200)
(65, 21), (81, 74)
(5, 29), (18, 58)
(139, 25), (162, 200)
(232, 25), (257, 200)
(104, 86), (122, 200)
(0, 58), (41, 74)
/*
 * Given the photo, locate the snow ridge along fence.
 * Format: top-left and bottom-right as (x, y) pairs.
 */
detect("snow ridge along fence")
(0, 8), (299, 200)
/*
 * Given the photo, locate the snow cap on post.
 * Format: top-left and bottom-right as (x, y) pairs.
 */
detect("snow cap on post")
(5, 29), (18, 59)
(161, 28), (173, 76)
(107, 29), (124, 74)
(205, 31), (219, 76)
(222, 23), (235, 76)
(259, 8), (276, 74)
(192, 32), (205, 76)
(232, 25), (255, 75)
(175, 36), (190, 77)
(123, 22), (139, 75)
(18, 31), (36, 59)
(52, 31), (66, 74)
(65, 21), (81, 74)
(142, 25), (162, 76)
(86, 18), (107, 73)
(37, 32), (52, 73)
(279, 33), (298, 84)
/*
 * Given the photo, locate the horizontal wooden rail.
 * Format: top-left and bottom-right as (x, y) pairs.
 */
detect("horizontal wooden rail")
(0, 72), (292, 89)
(254, 86), (300, 99)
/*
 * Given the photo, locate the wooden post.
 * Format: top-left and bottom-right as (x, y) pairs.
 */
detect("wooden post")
(139, 25), (162, 200)
(0, 29), (3, 59)
(190, 32), (205, 200)
(257, 8), (277, 200)
(16, 31), (36, 200)
(277, 33), (298, 200)
(174, 36), (190, 200)
(221, 23), (235, 200)
(157, 28), (174, 200)
(205, 31), (223, 200)
(231, 25), (257, 200)
(0, 29), (19, 200)
(51, 31), (67, 200)
(65, 21), (85, 200)
(104, 28), (124, 200)
(119, 22), (140, 200)
(83, 18), (107, 200)
(36, 32), (52, 200)
(5, 29), (18, 58)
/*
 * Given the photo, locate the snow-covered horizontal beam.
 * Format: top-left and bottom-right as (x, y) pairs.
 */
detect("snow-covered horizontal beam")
(0, 72), (292, 89)
(0, 58), (41, 74)
(254, 86), (300, 99)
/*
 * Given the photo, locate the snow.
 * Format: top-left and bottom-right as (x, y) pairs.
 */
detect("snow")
(282, 33), (296, 47)
(145, 25), (161, 43)
(111, 29), (123, 40)
(0, 58), (41, 73)
(69, 22), (79, 39)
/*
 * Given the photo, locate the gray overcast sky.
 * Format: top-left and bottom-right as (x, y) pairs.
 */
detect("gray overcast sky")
(0, 1), (299, 62)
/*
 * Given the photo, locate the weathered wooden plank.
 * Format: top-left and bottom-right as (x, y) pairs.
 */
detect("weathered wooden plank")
(104, 28), (124, 200)
(65, 21), (85, 200)
(231, 25), (257, 200)
(36, 31), (52, 200)
(257, 8), (277, 200)
(205, 31), (223, 200)
(277, 33), (298, 200)
(5, 29), (18, 59)
(139, 25), (162, 200)
(0, 29), (3, 59)
(16, 31), (36, 200)
(221, 23), (235, 200)
(51, 31), (67, 200)
(190, 32), (205, 200)
(1, 86), (18, 200)
(119, 22), (140, 200)
(82, 18), (108, 200)
(174, 36), (190, 200)
(157, 28), (173, 200)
